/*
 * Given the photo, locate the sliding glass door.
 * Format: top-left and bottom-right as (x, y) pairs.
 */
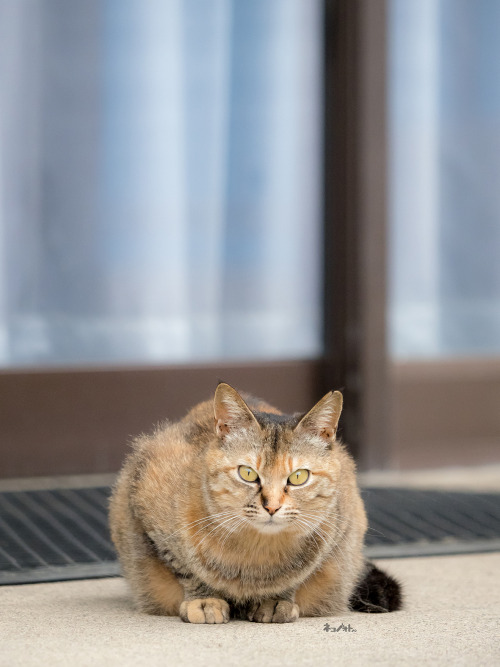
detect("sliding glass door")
(0, 0), (330, 478)
(0, 0), (322, 369)
(388, 0), (500, 468)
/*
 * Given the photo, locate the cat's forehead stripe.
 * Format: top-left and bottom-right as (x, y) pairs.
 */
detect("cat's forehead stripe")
(252, 411), (301, 429)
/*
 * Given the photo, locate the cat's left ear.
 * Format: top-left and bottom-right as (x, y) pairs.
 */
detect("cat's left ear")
(294, 391), (343, 444)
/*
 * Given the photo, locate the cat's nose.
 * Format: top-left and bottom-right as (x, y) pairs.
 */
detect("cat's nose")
(262, 500), (281, 515)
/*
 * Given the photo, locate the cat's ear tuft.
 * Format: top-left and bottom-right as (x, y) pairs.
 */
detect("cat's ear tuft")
(295, 391), (343, 444)
(214, 383), (259, 438)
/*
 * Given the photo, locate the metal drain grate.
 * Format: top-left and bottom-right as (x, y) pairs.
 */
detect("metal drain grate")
(362, 488), (500, 558)
(0, 487), (118, 585)
(0, 487), (499, 584)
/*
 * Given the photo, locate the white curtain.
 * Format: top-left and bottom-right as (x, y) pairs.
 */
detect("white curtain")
(390, 0), (500, 358)
(0, 0), (322, 367)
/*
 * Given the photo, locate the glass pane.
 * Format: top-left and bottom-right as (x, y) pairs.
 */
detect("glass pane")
(389, 0), (500, 358)
(0, 0), (322, 367)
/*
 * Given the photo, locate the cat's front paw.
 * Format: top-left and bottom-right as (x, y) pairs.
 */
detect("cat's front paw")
(180, 598), (230, 624)
(247, 599), (299, 623)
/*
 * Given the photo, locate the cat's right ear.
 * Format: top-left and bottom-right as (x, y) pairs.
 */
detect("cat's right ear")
(294, 390), (343, 444)
(214, 383), (260, 438)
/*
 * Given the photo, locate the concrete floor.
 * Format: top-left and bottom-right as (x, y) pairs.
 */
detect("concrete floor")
(1, 464), (499, 666)
(2, 553), (499, 667)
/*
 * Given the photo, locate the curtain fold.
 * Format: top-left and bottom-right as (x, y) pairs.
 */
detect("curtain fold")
(0, 0), (322, 367)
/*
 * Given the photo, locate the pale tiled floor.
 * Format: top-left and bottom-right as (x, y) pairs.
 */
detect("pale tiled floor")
(1, 553), (499, 667)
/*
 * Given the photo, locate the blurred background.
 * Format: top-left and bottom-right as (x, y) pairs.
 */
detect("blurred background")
(0, 0), (499, 478)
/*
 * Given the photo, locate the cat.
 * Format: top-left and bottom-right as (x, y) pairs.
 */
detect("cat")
(109, 382), (401, 623)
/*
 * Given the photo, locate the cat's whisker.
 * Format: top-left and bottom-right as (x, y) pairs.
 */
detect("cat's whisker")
(189, 518), (233, 541)
(300, 512), (351, 532)
(301, 510), (352, 527)
(327, 527), (352, 560)
(219, 517), (248, 550)
(184, 512), (241, 543)
(195, 513), (243, 550)
(178, 510), (238, 528)
(365, 526), (387, 538)
(196, 513), (240, 539)
(169, 514), (233, 538)
(297, 512), (343, 535)
(169, 510), (238, 537)
(300, 519), (351, 535)
(301, 517), (353, 542)
(218, 519), (238, 547)
(294, 517), (331, 551)
(294, 519), (322, 552)
(214, 519), (238, 550)
(303, 522), (334, 544)
(216, 517), (247, 548)
(300, 524), (331, 556)
(299, 518), (348, 568)
(314, 522), (352, 550)
(298, 513), (347, 550)
(186, 511), (240, 534)
(195, 523), (230, 550)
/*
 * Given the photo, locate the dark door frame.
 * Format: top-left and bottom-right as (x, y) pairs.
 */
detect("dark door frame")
(322, 0), (389, 469)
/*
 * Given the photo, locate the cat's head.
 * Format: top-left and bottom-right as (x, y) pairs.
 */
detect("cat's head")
(204, 383), (346, 535)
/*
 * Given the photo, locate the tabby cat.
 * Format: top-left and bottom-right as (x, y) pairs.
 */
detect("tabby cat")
(109, 383), (401, 623)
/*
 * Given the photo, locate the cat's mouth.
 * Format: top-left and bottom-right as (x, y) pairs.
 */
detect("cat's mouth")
(253, 515), (288, 534)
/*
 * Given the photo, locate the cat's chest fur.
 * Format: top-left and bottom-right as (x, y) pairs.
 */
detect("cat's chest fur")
(145, 511), (330, 601)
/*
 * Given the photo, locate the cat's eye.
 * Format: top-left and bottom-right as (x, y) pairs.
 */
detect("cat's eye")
(288, 469), (309, 486)
(238, 465), (259, 483)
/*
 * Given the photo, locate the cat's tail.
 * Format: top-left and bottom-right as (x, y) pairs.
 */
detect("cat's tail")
(349, 561), (403, 613)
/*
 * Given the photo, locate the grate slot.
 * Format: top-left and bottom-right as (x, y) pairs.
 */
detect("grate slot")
(0, 540), (24, 570)
(79, 487), (111, 511)
(36, 490), (116, 559)
(373, 506), (448, 542)
(446, 493), (500, 535)
(393, 490), (490, 541)
(0, 496), (70, 566)
(472, 493), (500, 516)
(8, 492), (102, 564)
(364, 509), (426, 544)
(435, 503), (499, 538)
(57, 488), (111, 528)
(367, 489), (484, 541)
(362, 490), (450, 542)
